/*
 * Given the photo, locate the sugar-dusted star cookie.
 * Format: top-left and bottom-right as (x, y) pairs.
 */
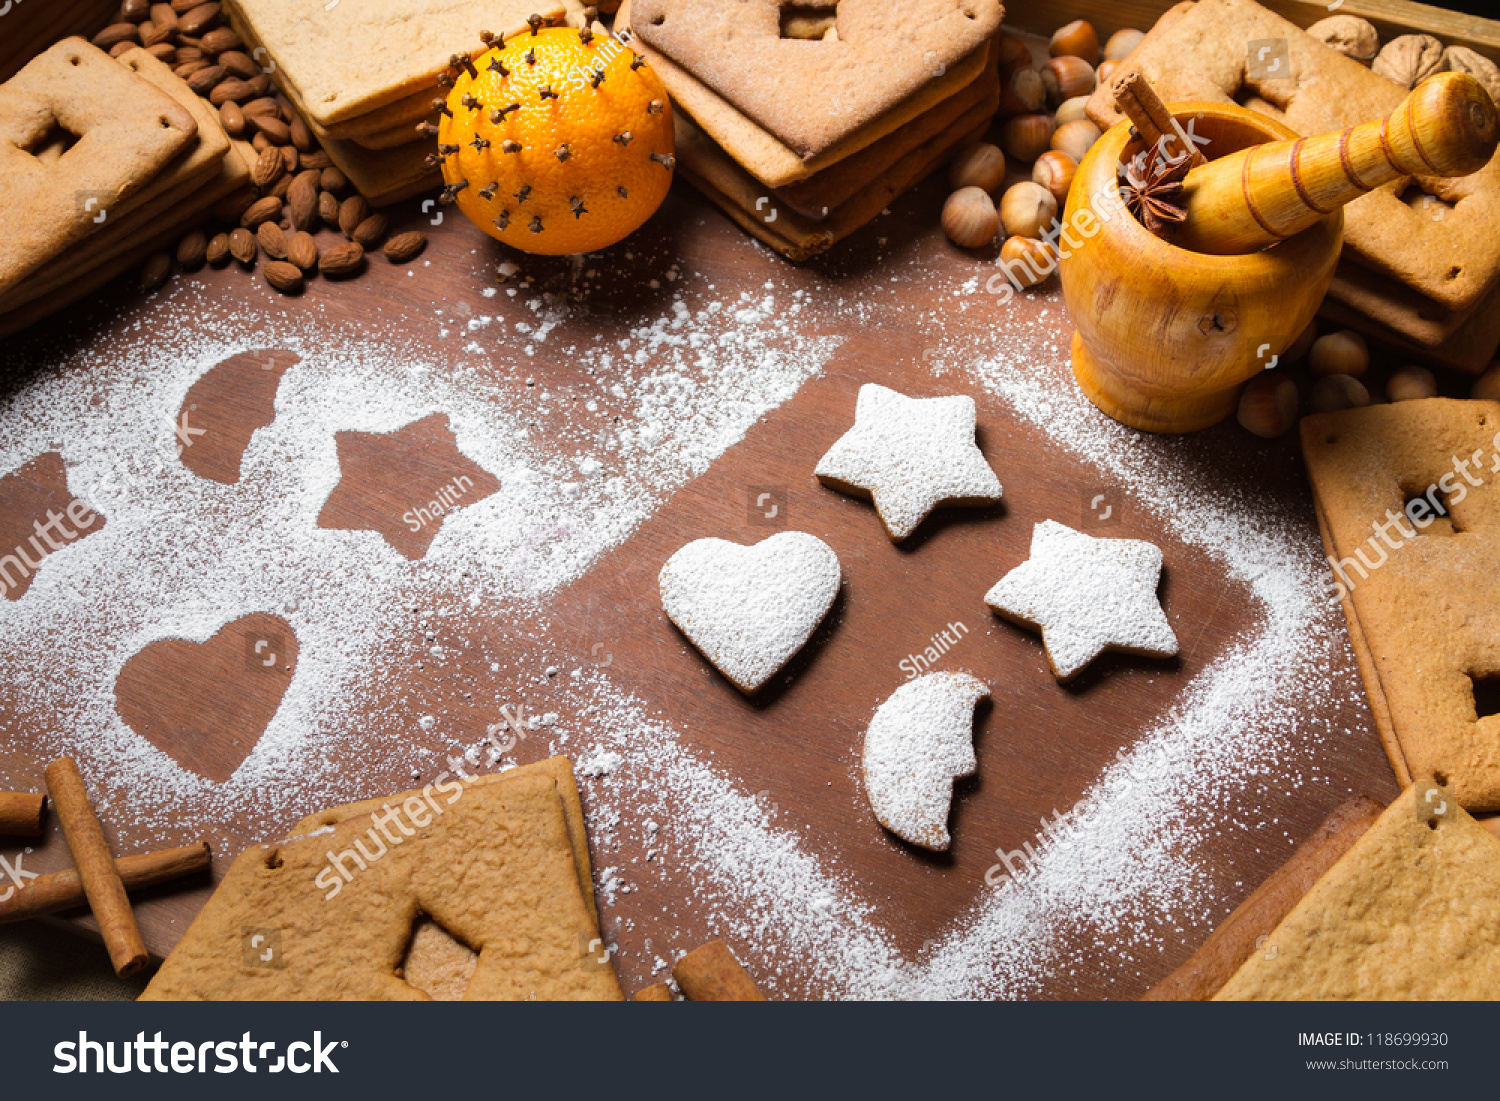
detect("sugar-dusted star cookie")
(862, 672), (989, 851)
(814, 383), (1002, 541)
(984, 520), (1177, 681)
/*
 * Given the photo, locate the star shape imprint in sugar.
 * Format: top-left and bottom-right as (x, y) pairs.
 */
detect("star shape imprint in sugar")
(984, 520), (1178, 681)
(814, 383), (1002, 541)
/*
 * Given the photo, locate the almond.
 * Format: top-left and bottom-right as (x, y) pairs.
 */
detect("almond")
(351, 213), (388, 249)
(239, 195), (281, 228)
(218, 49), (258, 78)
(92, 23), (140, 49)
(212, 189), (255, 223)
(256, 221), (288, 260)
(245, 73), (272, 97)
(279, 145), (299, 174)
(178, 1), (220, 35)
(149, 3), (177, 28)
(174, 59), (209, 80)
(338, 195), (370, 239)
(242, 97), (279, 118)
(109, 40), (136, 57)
(300, 149), (331, 170)
(145, 42), (177, 62)
(251, 114), (290, 144)
(206, 231), (231, 266)
(122, 0), (150, 20)
(251, 146), (283, 190)
(319, 165), (348, 194)
(186, 64), (225, 95)
(382, 231), (427, 264)
(199, 25), (240, 53)
(289, 115), (313, 152)
(141, 19), (175, 47)
(140, 251), (171, 292)
(263, 260), (304, 294)
(175, 229), (208, 270)
(252, 131), (272, 154)
(218, 99), (245, 137)
(175, 45), (205, 62)
(318, 190), (341, 226)
(286, 172), (320, 231)
(319, 241), (365, 278)
(228, 227), (257, 263)
(287, 231), (318, 272)
(210, 78), (254, 106)
(267, 172), (293, 200)
(170, 0), (198, 13)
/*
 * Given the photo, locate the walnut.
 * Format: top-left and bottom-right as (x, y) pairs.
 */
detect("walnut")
(1306, 15), (1379, 63)
(1444, 46), (1500, 112)
(1372, 34), (1447, 88)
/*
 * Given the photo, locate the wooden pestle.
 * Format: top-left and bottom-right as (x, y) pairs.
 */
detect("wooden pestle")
(1174, 72), (1498, 255)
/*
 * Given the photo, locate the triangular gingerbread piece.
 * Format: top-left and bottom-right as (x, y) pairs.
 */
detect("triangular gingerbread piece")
(630, 0), (1002, 158)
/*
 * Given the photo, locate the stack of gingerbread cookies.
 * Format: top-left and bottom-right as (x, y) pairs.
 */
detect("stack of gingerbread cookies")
(618, 0), (1005, 260)
(218, 0), (588, 205)
(1087, 0), (1500, 373)
(0, 38), (250, 336)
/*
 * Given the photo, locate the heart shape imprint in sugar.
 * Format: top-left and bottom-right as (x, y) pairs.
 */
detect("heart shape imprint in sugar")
(114, 612), (298, 783)
(862, 672), (990, 851)
(659, 531), (841, 694)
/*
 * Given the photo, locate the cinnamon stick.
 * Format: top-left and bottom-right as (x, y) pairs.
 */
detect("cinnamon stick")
(633, 982), (675, 1001)
(43, 757), (149, 977)
(0, 791), (46, 836)
(1112, 67), (1208, 173)
(672, 940), (766, 1001)
(0, 842), (211, 925)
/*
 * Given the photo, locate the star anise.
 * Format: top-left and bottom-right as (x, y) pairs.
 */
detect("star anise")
(1120, 150), (1189, 236)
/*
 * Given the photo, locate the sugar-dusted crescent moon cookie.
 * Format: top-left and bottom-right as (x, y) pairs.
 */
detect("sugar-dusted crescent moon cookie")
(862, 672), (989, 851)
(659, 531), (841, 693)
(815, 383), (1003, 541)
(984, 520), (1178, 681)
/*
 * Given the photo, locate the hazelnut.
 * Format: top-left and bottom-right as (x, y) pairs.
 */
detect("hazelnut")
(999, 66), (1046, 116)
(1049, 20), (1099, 66)
(948, 143), (1007, 193)
(1054, 96), (1092, 125)
(1041, 56), (1097, 106)
(1310, 374), (1371, 414)
(998, 235), (1058, 289)
(1097, 59), (1121, 85)
(1372, 35), (1447, 89)
(1104, 28), (1145, 62)
(1238, 373), (1299, 438)
(1473, 362), (1500, 402)
(1387, 366), (1437, 402)
(1306, 15), (1379, 63)
(1051, 119), (1102, 164)
(1309, 331), (1369, 377)
(1000, 181), (1058, 240)
(942, 187), (1001, 249)
(1033, 150), (1078, 206)
(996, 31), (1030, 72)
(1000, 113), (1056, 163)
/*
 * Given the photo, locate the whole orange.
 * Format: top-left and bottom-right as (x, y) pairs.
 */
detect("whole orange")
(436, 23), (675, 256)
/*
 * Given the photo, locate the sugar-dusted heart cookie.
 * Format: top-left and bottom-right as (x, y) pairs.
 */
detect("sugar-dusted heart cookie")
(659, 531), (841, 693)
(815, 383), (1003, 541)
(862, 672), (989, 851)
(984, 520), (1178, 681)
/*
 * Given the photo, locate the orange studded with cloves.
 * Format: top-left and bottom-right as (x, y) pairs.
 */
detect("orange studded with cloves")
(433, 21), (675, 255)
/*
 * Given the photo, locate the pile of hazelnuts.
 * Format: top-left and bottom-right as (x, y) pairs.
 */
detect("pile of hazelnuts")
(1237, 325), (1500, 438)
(940, 19), (1142, 282)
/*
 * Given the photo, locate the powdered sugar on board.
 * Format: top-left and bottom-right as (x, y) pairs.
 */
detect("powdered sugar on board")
(659, 532), (840, 693)
(861, 672), (988, 851)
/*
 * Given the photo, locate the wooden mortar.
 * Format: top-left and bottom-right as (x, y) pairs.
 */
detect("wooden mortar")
(1060, 104), (1342, 434)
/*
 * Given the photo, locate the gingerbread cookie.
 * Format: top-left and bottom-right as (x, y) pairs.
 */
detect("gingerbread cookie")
(862, 672), (989, 851)
(985, 521), (1177, 681)
(659, 531), (840, 693)
(1217, 784), (1500, 999)
(815, 384), (1002, 541)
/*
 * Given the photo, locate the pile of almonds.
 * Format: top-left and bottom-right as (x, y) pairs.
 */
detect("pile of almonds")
(940, 19), (1142, 287)
(90, 0), (428, 296)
